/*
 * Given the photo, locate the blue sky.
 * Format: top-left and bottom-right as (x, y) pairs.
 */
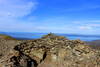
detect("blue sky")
(0, 0), (100, 35)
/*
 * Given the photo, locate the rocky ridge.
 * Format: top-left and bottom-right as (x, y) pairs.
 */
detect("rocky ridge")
(0, 33), (100, 67)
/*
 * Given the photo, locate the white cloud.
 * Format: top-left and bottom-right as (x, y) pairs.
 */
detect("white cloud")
(73, 20), (100, 30)
(0, 0), (37, 18)
(79, 26), (92, 30)
(88, 24), (100, 27)
(72, 20), (100, 27)
(83, 20), (100, 23)
(0, 0), (38, 32)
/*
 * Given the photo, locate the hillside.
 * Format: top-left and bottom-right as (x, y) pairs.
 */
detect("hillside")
(0, 33), (99, 67)
(0, 34), (23, 59)
(0, 34), (16, 40)
(86, 40), (100, 50)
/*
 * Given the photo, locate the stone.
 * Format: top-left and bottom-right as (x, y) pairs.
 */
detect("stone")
(0, 33), (100, 67)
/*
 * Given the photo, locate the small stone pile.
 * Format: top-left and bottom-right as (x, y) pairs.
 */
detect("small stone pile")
(0, 33), (100, 67)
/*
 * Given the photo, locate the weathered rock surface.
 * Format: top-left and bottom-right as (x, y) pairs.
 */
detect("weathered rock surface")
(0, 39), (21, 59)
(0, 33), (100, 67)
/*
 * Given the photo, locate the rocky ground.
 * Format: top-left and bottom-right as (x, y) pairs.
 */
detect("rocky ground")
(0, 33), (100, 67)
(0, 34), (22, 59)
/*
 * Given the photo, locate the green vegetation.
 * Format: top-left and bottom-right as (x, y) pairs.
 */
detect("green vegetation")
(0, 34), (16, 40)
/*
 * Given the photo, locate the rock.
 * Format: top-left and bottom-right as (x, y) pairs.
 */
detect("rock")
(0, 38), (21, 59)
(0, 33), (100, 67)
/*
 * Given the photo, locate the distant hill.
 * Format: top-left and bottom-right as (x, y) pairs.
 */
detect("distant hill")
(0, 34), (16, 40)
(86, 40), (100, 45)
(86, 40), (100, 50)
(0, 32), (100, 41)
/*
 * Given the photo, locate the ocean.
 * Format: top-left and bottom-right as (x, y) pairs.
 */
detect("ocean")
(0, 32), (100, 41)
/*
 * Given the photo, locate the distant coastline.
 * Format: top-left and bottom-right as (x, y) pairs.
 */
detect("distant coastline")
(0, 32), (100, 41)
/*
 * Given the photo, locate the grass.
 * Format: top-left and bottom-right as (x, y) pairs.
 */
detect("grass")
(0, 34), (16, 40)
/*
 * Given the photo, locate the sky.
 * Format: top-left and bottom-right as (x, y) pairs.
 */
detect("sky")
(0, 0), (100, 35)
